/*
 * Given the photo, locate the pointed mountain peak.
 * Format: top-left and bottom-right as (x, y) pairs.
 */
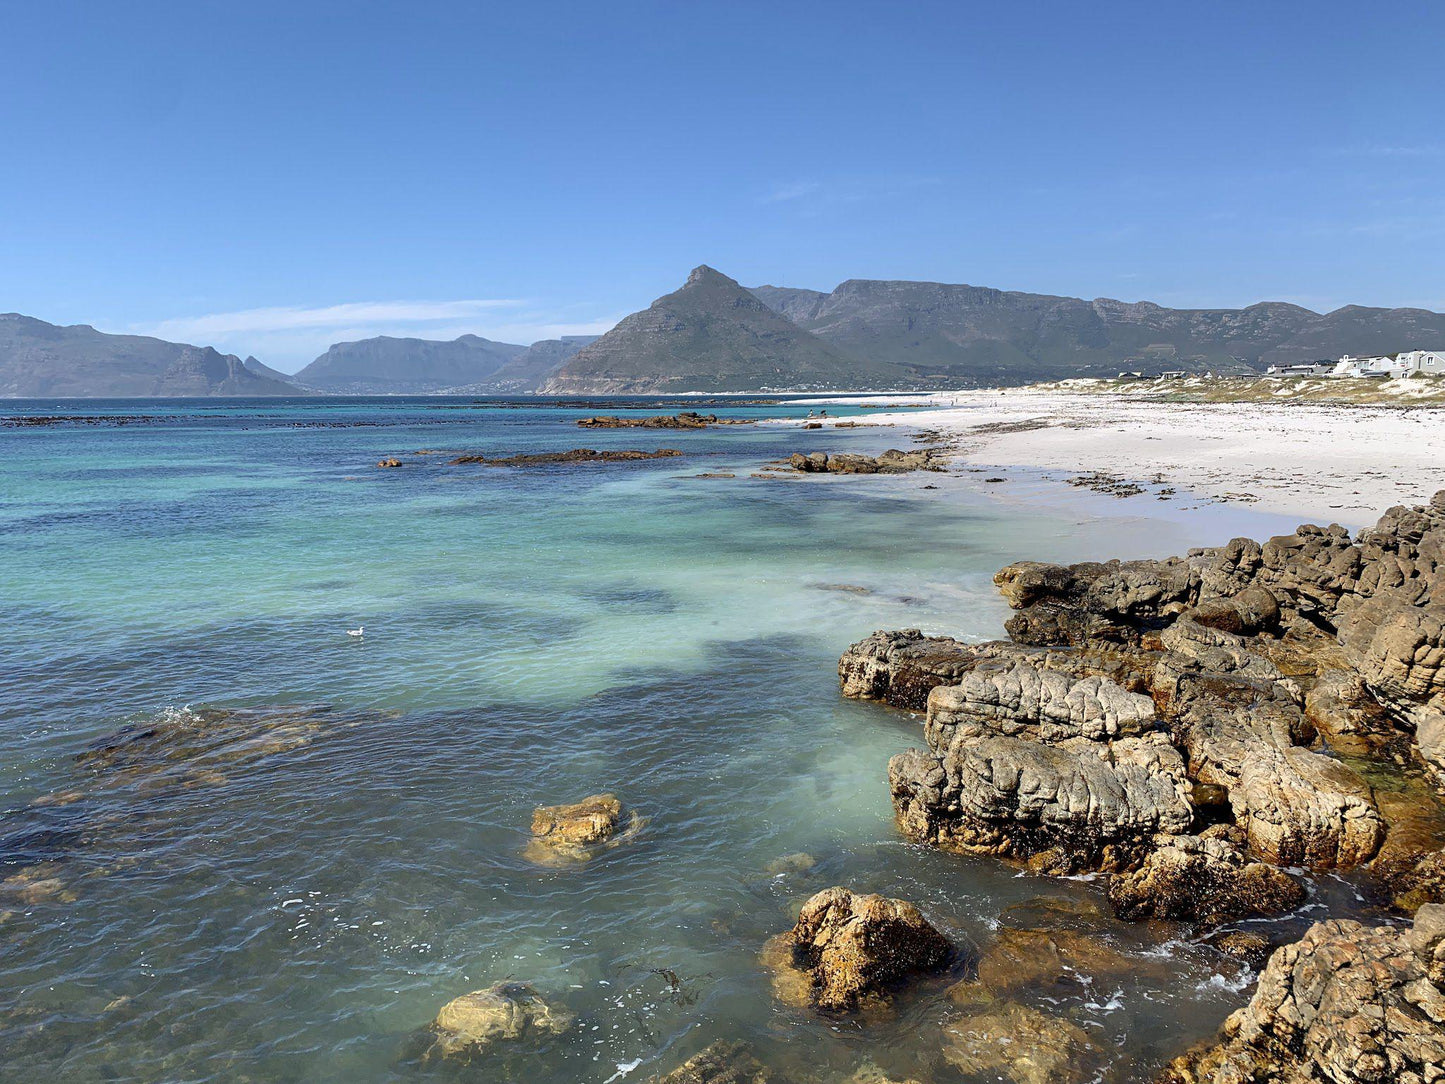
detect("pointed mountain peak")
(685, 264), (736, 288)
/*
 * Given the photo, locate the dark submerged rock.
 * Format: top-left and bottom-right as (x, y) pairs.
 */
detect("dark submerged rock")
(648, 1041), (775, 1084)
(788, 449), (944, 474)
(450, 448), (683, 466)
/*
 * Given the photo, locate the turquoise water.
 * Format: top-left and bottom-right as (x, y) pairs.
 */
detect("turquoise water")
(0, 398), (1317, 1083)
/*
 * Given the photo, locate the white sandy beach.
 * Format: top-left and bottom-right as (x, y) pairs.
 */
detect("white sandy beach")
(792, 389), (1445, 529)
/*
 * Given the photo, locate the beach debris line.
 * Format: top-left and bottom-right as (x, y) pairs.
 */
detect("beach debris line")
(1066, 471), (1145, 497)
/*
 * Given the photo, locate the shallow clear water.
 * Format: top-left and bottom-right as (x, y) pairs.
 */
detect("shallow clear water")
(0, 398), (1325, 1083)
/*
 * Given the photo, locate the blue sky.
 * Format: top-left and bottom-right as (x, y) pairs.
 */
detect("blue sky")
(1, 1), (1441, 371)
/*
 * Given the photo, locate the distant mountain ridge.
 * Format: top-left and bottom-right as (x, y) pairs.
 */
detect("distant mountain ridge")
(749, 279), (1445, 383)
(455, 335), (598, 392)
(543, 267), (1445, 393)
(0, 314), (297, 397)
(242, 356), (298, 385)
(539, 266), (904, 393)
(8, 271), (1444, 396)
(292, 334), (529, 393)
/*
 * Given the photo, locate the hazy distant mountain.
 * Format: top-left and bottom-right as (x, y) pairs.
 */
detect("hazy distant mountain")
(0, 313), (297, 397)
(293, 334), (528, 393)
(750, 280), (1445, 382)
(456, 335), (599, 392)
(242, 356), (298, 384)
(540, 266), (901, 393)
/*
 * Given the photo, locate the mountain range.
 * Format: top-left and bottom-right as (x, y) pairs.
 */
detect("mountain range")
(287, 333), (600, 394)
(6, 270), (1445, 396)
(541, 268), (1445, 391)
(0, 313), (296, 397)
(750, 279), (1445, 383)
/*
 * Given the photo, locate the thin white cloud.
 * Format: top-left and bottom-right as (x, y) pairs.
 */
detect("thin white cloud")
(143, 298), (525, 340)
(125, 300), (620, 374)
(762, 180), (823, 203)
(759, 175), (944, 213)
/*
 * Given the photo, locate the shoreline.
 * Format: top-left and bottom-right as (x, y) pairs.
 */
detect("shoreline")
(778, 388), (1445, 529)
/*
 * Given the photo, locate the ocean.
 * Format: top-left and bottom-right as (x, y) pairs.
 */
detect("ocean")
(0, 397), (1324, 1083)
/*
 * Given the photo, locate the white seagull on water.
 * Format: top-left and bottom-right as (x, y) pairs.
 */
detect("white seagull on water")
(347, 625), (364, 638)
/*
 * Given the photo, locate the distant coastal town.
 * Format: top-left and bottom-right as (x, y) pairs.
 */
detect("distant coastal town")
(1118, 347), (1445, 381)
(1266, 349), (1445, 379)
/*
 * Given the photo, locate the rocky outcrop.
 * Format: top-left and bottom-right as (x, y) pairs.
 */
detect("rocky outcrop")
(577, 412), (727, 429)
(1162, 666), (1383, 869)
(838, 629), (982, 709)
(838, 630), (1156, 711)
(925, 657), (1159, 744)
(1338, 597), (1445, 727)
(524, 793), (642, 865)
(766, 887), (952, 1012)
(424, 983), (573, 1062)
(890, 734), (1192, 875)
(788, 450), (944, 475)
(1107, 826), (1306, 925)
(1164, 906), (1445, 1083)
(450, 448), (683, 466)
(849, 494), (1445, 920)
(889, 656), (1194, 874)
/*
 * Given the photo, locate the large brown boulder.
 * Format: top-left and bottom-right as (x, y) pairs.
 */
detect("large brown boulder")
(1164, 908), (1445, 1083)
(1339, 596), (1445, 718)
(992, 556), (1200, 646)
(769, 887), (952, 1012)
